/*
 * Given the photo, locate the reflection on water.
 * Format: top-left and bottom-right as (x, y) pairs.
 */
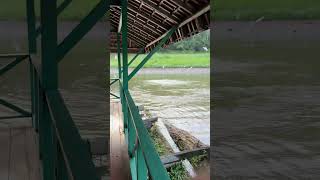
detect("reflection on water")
(111, 69), (210, 145)
(213, 40), (320, 179)
(0, 22), (108, 138)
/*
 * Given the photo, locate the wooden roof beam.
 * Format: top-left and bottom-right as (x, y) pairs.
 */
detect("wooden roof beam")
(170, 0), (194, 15)
(138, 0), (179, 24)
(112, 8), (164, 35)
(128, 5), (169, 31)
(146, 4), (209, 48)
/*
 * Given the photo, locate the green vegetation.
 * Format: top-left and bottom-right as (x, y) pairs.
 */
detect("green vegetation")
(149, 124), (209, 180)
(110, 52), (210, 68)
(149, 126), (171, 156)
(168, 163), (188, 180)
(148, 126), (188, 180)
(213, 0), (320, 20)
(162, 30), (210, 52)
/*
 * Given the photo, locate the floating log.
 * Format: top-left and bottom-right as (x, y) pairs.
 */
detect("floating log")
(155, 119), (197, 177)
(166, 124), (206, 150)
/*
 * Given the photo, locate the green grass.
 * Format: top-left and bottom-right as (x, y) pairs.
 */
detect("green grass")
(148, 126), (188, 180)
(110, 52), (210, 68)
(213, 0), (320, 20)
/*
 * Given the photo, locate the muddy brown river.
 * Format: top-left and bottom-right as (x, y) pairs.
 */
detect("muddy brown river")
(213, 21), (320, 179)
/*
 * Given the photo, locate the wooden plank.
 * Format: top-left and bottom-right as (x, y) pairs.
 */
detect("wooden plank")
(24, 128), (41, 180)
(8, 128), (29, 180)
(0, 123), (41, 180)
(0, 129), (10, 180)
(110, 100), (130, 180)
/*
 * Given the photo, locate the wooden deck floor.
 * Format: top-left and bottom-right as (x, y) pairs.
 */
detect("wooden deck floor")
(110, 100), (130, 180)
(0, 118), (41, 180)
(0, 101), (129, 180)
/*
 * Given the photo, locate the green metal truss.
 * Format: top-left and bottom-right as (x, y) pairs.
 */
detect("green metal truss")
(117, 0), (173, 179)
(1, 0), (174, 179)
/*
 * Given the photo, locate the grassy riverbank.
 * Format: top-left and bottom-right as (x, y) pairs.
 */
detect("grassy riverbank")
(110, 52), (210, 68)
(213, 0), (320, 20)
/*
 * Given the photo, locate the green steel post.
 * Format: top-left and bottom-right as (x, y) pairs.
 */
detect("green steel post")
(29, 59), (36, 127)
(117, 32), (122, 79)
(26, 0), (37, 53)
(121, 0), (129, 129)
(40, 0), (58, 179)
(121, 0), (128, 91)
(117, 32), (124, 112)
(34, 71), (39, 131)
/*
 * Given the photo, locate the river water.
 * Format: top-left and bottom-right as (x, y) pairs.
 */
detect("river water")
(0, 21), (108, 138)
(111, 68), (210, 145)
(1, 21), (211, 146)
(213, 21), (320, 179)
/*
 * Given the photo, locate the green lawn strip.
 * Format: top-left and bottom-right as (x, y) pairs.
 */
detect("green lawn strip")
(110, 52), (210, 68)
(213, 0), (320, 20)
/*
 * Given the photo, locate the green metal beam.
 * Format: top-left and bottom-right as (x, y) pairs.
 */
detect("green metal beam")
(117, 32), (122, 79)
(0, 53), (29, 59)
(57, 0), (108, 62)
(128, 27), (176, 81)
(0, 115), (32, 120)
(39, 0), (58, 179)
(0, 55), (28, 76)
(29, 59), (36, 127)
(121, 0), (129, 131)
(124, 91), (170, 180)
(128, 48), (144, 67)
(26, 0), (37, 53)
(57, 0), (72, 15)
(46, 90), (99, 180)
(121, 0), (128, 91)
(110, 92), (120, 99)
(0, 99), (31, 117)
(110, 78), (119, 86)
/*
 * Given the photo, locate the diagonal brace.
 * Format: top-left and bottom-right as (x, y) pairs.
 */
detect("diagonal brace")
(110, 78), (119, 86)
(57, 0), (108, 62)
(120, 48), (144, 73)
(57, 0), (72, 15)
(128, 48), (144, 67)
(0, 115), (32, 120)
(0, 99), (31, 117)
(128, 27), (176, 80)
(0, 55), (28, 76)
(110, 92), (120, 99)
